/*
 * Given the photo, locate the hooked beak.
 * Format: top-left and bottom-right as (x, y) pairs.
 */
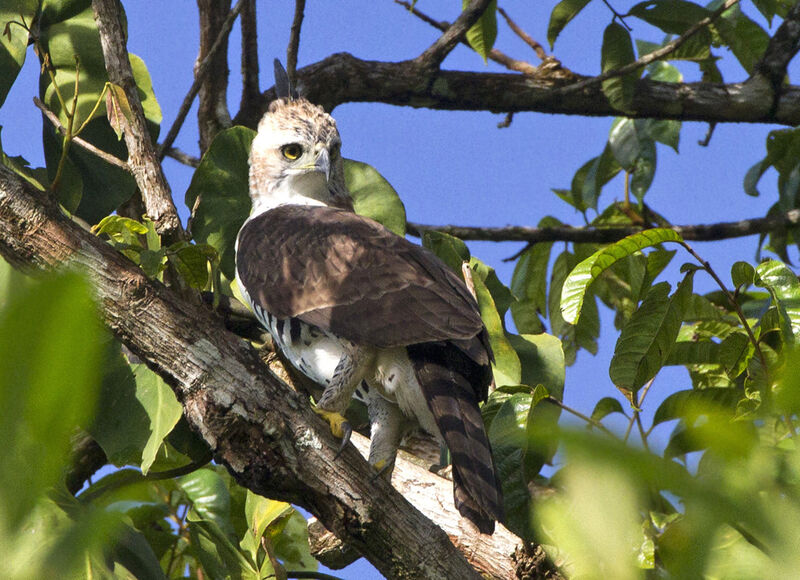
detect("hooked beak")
(314, 149), (331, 182)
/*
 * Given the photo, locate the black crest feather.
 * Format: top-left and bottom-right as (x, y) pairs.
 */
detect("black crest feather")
(274, 59), (298, 100)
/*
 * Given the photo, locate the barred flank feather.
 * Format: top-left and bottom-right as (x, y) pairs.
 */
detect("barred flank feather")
(407, 341), (503, 534)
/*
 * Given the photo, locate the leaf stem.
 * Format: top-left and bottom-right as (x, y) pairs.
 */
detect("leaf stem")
(546, 396), (614, 435)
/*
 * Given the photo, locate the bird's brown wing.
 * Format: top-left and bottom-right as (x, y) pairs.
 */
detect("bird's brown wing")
(236, 205), (487, 358)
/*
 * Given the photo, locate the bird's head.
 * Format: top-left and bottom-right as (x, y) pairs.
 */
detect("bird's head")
(248, 97), (352, 215)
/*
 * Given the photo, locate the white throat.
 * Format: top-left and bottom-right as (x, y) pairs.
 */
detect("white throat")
(249, 171), (329, 219)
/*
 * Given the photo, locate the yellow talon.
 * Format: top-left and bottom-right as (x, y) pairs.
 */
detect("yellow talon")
(374, 459), (387, 471)
(314, 408), (348, 439)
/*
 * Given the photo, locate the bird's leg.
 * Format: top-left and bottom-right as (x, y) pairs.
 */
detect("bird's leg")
(314, 349), (366, 453)
(363, 388), (409, 482)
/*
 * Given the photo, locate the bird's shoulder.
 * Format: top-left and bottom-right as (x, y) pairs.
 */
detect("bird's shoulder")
(236, 204), (485, 348)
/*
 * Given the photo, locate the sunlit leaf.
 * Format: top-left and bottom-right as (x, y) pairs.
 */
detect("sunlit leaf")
(592, 396), (626, 421)
(463, 0), (497, 61)
(653, 388), (742, 426)
(561, 228), (684, 324)
(345, 158), (407, 236)
(755, 259), (800, 342)
(421, 230), (470, 274)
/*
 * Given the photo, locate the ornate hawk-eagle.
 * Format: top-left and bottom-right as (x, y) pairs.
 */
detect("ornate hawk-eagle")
(235, 63), (503, 533)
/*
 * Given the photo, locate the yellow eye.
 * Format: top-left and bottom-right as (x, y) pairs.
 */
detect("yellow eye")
(281, 144), (303, 160)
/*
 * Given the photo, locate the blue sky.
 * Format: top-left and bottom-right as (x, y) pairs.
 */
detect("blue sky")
(1, 2), (793, 578)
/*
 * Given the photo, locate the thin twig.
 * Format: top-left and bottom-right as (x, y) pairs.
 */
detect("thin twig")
(416, 0), (494, 70)
(551, 0), (739, 99)
(287, 0), (306, 90)
(395, 0), (544, 76)
(164, 147), (201, 168)
(404, 207), (800, 260)
(158, 0), (245, 159)
(34, 97), (129, 171)
(497, 7), (547, 61)
(601, 0), (632, 30)
(679, 240), (769, 386)
(546, 396), (614, 435)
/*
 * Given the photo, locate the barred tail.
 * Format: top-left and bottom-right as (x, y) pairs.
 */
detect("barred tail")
(406, 342), (503, 534)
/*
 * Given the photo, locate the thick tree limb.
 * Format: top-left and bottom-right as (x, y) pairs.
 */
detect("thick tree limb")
(0, 164), (534, 579)
(197, 0), (233, 152)
(234, 52), (800, 128)
(91, 0), (185, 244)
(407, 208), (800, 248)
(305, 432), (562, 579)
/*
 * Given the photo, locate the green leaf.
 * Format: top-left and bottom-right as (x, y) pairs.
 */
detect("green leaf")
(629, 0), (711, 34)
(731, 261), (755, 289)
(510, 242), (553, 334)
(718, 332), (753, 379)
(609, 277), (689, 394)
(755, 259), (800, 343)
(184, 126), (256, 280)
(168, 241), (218, 289)
(87, 355), (182, 473)
(643, 119), (681, 152)
(0, 268), (103, 532)
(653, 388), (741, 426)
(547, 0), (592, 48)
(471, 259), (520, 386)
(421, 229), (470, 274)
(712, 5), (769, 74)
(591, 397), (626, 421)
(187, 516), (257, 579)
(664, 340), (721, 365)
(488, 393), (535, 540)
(179, 468), (237, 541)
(0, 0), (39, 107)
(270, 509), (317, 571)
(344, 159), (407, 236)
(601, 22), (637, 112)
(561, 228), (684, 324)
(463, 0), (497, 61)
(569, 144), (622, 211)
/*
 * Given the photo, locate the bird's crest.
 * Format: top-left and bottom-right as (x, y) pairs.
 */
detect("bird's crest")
(274, 59), (299, 100)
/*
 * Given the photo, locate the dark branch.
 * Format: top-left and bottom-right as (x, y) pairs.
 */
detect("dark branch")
(164, 147), (201, 168)
(234, 52), (800, 129)
(395, 0), (552, 77)
(196, 0), (234, 152)
(239, 0), (260, 117)
(416, 0), (494, 70)
(752, 0), (800, 88)
(287, 0), (306, 90)
(91, 0), (185, 244)
(406, 207), (800, 250)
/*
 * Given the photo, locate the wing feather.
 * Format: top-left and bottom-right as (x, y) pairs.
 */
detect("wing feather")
(236, 205), (484, 350)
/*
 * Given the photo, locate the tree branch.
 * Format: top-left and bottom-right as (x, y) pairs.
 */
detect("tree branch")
(406, 208), (800, 249)
(395, 0), (559, 78)
(287, 0), (306, 89)
(239, 0), (260, 117)
(234, 51), (800, 128)
(416, 0), (495, 70)
(197, 0), (234, 152)
(160, 0), (245, 160)
(0, 164), (535, 579)
(91, 0), (185, 244)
